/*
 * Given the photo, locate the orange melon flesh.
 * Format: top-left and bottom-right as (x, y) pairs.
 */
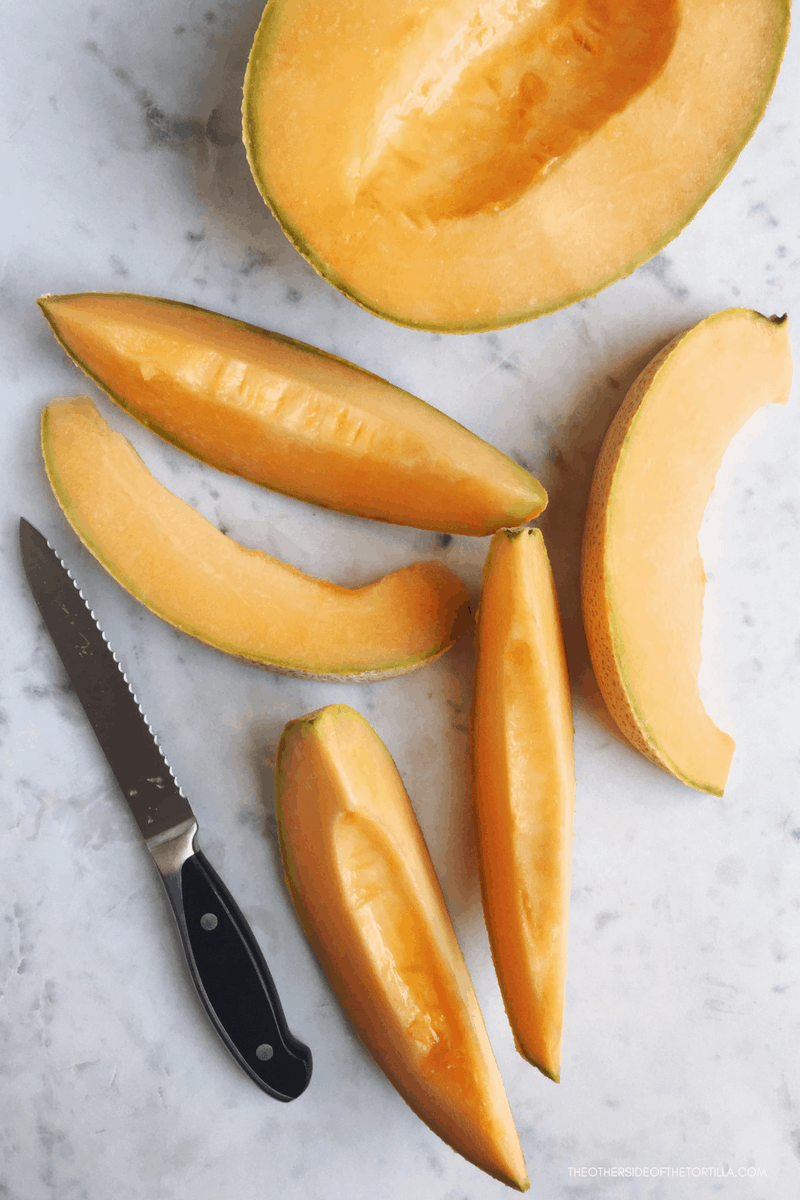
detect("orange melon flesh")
(276, 705), (529, 1191)
(42, 398), (472, 681)
(581, 310), (793, 794)
(38, 293), (546, 534)
(243, 0), (789, 331)
(471, 529), (574, 1081)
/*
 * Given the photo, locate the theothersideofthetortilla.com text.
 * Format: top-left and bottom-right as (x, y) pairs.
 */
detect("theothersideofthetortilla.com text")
(567, 1166), (767, 1179)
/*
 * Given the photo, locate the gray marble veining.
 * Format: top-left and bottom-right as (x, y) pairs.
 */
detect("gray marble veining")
(2, 3), (800, 1198)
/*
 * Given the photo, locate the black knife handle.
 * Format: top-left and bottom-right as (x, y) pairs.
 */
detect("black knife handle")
(160, 845), (312, 1101)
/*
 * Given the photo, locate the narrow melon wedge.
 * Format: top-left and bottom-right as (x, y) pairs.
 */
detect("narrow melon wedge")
(276, 704), (528, 1190)
(581, 309), (793, 794)
(42, 398), (472, 680)
(243, 0), (789, 331)
(38, 292), (546, 534)
(471, 529), (574, 1081)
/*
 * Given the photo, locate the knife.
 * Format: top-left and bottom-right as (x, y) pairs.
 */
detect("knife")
(19, 517), (312, 1101)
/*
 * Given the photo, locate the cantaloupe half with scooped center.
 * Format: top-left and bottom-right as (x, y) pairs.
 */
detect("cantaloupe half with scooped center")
(38, 292), (546, 534)
(243, 0), (789, 332)
(581, 309), (793, 794)
(42, 398), (472, 680)
(276, 704), (528, 1190)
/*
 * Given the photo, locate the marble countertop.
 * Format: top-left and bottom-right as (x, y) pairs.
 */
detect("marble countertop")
(3, 4), (800, 1198)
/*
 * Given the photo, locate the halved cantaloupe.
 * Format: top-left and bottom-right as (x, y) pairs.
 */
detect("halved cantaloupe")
(581, 309), (793, 794)
(243, 0), (789, 332)
(471, 528), (574, 1081)
(276, 704), (528, 1190)
(38, 292), (546, 533)
(42, 398), (472, 680)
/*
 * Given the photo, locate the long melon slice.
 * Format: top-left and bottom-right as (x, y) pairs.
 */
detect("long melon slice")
(581, 309), (793, 793)
(42, 398), (472, 680)
(38, 292), (546, 535)
(471, 528), (575, 1081)
(276, 704), (529, 1190)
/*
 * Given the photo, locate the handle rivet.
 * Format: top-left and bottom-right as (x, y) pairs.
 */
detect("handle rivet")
(256, 1043), (274, 1061)
(200, 913), (218, 931)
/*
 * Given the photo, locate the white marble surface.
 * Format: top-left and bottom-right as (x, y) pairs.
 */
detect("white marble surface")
(2, 4), (800, 1198)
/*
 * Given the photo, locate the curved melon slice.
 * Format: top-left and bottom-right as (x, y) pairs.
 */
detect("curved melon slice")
(243, 0), (789, 331)
(276, 704), (528, 1190)
(471, 528), (574, 1081)
(581, 309), (793, 794)
(38, 292), (546, 534)
(42, 398), (472, 680)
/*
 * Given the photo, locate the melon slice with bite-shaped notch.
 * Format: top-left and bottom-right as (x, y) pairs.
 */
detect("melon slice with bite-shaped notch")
(581, 309), (793, 794)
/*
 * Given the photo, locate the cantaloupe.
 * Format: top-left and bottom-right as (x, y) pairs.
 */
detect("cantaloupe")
(42, 398), (472, 681)
(276, 704), (529, 1190)
(581, 309), (793, 793)
(471, 528), (574, 1080)
(38, 292), (546, 533)
(243, 0), (789, 331)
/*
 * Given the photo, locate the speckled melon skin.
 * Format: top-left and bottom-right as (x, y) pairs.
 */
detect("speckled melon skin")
(580, 336), (682, 768)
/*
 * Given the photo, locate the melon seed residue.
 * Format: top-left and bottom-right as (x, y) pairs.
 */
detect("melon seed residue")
(357, 0), (679, 224)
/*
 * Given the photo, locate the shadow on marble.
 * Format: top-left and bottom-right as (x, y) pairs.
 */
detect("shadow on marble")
(536, 327), (694, 686)
(188, 0), (323, 287)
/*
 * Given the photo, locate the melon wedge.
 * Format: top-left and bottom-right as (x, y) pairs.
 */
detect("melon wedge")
(471, 529), (574, 1081)
(581, 309), (793, 794)
(38, 292), (546, 534)
(276, 704), (528, 1190)
(42, 398), (472, 680)
(243, 0), (789, 332)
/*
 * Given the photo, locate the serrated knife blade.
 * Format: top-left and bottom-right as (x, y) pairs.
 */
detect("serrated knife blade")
(20, 517), (312, 1101)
